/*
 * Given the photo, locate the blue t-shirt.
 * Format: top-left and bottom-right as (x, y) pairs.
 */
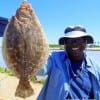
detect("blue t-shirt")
(67, 59), (93, 99)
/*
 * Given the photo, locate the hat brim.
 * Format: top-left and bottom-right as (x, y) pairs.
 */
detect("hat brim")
(59, 31), (94, 45)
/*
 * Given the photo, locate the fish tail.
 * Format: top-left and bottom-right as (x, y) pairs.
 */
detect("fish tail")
(15, 78), (34, 98)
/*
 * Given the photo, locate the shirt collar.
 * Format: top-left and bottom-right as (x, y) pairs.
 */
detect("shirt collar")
(63, 51), (97, 76)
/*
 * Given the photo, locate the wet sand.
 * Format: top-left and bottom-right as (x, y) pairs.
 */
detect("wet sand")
(0, 73), (43, 100)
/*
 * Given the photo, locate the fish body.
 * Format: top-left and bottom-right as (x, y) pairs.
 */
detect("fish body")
(2, 1), (49, 98)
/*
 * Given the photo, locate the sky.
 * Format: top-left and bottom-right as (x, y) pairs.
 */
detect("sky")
(0, 0), (100, 44)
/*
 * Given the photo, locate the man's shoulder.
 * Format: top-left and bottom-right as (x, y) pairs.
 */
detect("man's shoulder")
(49, 50), (66, 61)
(50, 50), (65, 56)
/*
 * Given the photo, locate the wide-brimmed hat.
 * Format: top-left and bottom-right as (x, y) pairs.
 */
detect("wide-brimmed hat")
(59, 25), (94, 45)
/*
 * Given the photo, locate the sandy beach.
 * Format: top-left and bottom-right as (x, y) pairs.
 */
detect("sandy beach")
(0, 73), (43, 100)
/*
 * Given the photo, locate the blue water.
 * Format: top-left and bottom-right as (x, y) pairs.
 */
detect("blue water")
(0, 47), (100, 68)
(0, 47), (6, 67)
(86, 50), (100, 62)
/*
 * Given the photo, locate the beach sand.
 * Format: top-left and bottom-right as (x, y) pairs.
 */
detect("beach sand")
(0, 73), (43, 100)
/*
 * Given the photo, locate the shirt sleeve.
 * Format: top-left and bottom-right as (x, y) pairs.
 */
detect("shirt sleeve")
(36, 53), (53, 76)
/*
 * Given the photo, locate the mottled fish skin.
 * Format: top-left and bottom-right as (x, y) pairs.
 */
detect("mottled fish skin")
(2, 1), (49, 98)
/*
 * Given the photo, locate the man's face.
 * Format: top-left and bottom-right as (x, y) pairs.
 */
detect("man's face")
(64, 37), (87, 59)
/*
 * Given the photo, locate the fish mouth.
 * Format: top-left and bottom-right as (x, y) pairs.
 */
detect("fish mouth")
(19, 1), (29, 10)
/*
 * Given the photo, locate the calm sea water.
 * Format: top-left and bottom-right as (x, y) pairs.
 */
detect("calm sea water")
(0, 47), (100, 68)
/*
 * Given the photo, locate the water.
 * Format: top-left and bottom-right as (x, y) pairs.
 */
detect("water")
(86, 50), (100, 61)
(0, 47), (6, 67)
(0, 47), (100, 68)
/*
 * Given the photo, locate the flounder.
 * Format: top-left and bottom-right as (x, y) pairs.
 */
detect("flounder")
(2, 1), (49, 98)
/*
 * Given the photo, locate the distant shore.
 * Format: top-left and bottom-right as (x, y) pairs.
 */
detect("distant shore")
(86, 47), (100, 51)
(50, 47), (100, 51)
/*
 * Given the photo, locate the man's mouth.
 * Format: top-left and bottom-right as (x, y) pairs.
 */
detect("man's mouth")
(71, 47), (79, 51)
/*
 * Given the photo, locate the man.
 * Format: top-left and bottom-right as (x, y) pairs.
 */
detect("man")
(37, 25), (100, 100)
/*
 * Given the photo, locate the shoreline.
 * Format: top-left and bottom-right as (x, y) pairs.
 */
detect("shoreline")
(50, 47), (100, 51)
(0, 73), (43, 100)
(85, 47), (100, 51)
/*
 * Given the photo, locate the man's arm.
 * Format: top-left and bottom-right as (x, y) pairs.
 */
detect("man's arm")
(0, 17), (9, 37)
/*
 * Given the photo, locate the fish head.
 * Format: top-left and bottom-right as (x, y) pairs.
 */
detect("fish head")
(19, 1), (30, 10)
(15, 1), (33, 21)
